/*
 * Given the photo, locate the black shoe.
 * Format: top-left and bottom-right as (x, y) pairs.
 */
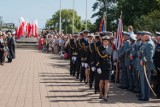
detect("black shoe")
(121, 86), (127, 89)
(89, 84), (92, 89)
(118, 85), (124, 88)
(157, 96), (160, 99)
(104, 97), (108, 101)
(138, 98), (149, 101)
(76, 76), (79, 79)
(99, 96), (103, 99)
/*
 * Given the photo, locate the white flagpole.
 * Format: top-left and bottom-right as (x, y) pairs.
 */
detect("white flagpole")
(85, 0), (88, 30)
(72, 0), (75, 34)
(59, 0), (62, 34)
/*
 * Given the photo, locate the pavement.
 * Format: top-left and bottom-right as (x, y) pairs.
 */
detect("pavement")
(0, 49), (160, 107)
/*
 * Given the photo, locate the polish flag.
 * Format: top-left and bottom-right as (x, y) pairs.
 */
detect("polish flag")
(34, 19), (38, 38)
(31, 23), (35, 36)
(15, 27), (19, 38)
(28, 23), (32, 37)
(18, 17), (25, 37)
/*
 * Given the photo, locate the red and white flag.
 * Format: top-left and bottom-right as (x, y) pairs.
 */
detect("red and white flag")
(115, 18), (123, 50)
(34, 19), (38, 38)
(28, 23), (32, 37)
(18, 17), (25, 38)
(31, 23), (35, 36)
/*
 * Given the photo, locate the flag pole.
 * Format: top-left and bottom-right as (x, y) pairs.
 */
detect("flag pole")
(72, 0), (75, 34)
(59, 0), (62, 34)
(105, 0), (107, 31)
(85, 0), (88, 30)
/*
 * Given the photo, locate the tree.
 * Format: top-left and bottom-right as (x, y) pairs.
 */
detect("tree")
(92, 0), (160, 31)
(92, 0), (118, 31)
(134, 10), (160, 32)
(46, 9), (82, 33)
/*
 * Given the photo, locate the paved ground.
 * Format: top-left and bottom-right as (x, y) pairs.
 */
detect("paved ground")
(0, 49), (160, 107)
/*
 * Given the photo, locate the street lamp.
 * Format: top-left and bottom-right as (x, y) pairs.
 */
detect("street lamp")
(66, 19), (70, 34)
(85, 0), (88, 30)
(0, 16), (2, 30)
(59, 0), (62, 34)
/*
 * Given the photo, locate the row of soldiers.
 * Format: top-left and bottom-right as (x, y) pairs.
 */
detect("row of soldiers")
(67, 28), (160, 101)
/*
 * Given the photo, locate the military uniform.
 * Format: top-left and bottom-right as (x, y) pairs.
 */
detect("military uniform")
(89, 36), (101, 90)
(96, 44), (112, 80)
(76, 39), (82, 79)
(118, 32), (130, 89)
(153, 32), (160, 98)
(80, 37), (89, 82)
(139, 31), (155, 101)
(69, 33), (78, 76)
(131, 31), (143, 93)
(125, 34), (136, 91)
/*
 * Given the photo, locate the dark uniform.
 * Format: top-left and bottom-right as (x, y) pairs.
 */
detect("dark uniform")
(153, 32), (160, 99)
(7, 35), (15, 62)
(89, 35), (101, 89)
(69, 34), (78, 76)
(96, 44), (112, 80)
(76, 38), (82, 79)
(80, 35), (89, 82)
(0, 36), (4, 65)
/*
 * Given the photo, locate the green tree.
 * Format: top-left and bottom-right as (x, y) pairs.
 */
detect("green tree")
(81, 20), (97, 33)
(134, 10), (160, 32)
(46, 9), (82, 33)
(92, 0), (118, 31)
(92, 0), (160, 31)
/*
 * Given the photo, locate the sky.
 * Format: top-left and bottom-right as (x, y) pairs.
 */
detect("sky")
(0, 0), (97, 28)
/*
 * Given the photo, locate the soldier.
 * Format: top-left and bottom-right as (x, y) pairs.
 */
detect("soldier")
(118, 32), (130, 89)
(96, 36), (112, 101)
(127, 34), (137, 92)
(85, 34), (94, 85)
(75, 33), (83, 79)
(89, 34), (101, 89)
(80, 31), (88, 82)
(153, 32), (160, 99)
(131, 31), (143, 93)
(138, 31), (155, 101)
(69, 33), (78, 76)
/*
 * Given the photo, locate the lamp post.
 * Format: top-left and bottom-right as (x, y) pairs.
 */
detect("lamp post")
(59, 0), (62, 34)
(72, 0), (75, 34)
(66, 19), (70, 34)
(0, 16), (2, 30)
(85, 0), (88, 30)
(105, 0), (108, 31)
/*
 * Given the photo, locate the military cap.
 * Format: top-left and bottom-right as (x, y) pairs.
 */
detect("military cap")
(106, 31), (113, 37)
(135, 31), (143, 35)
(100, 32), (106, 37)
(156, 32), (160, 36)
(130, 34), (137, 41)
(73, 32), (78, 36)
(87, 33), (94, 37)
(102, 36), (110, 40)
(79, 32), (84, 36)
(122, 31), (130, 36)
(83, 30), (90, 33)
(142, 31), (152, 36)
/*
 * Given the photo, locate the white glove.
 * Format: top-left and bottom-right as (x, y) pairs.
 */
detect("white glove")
(91, 67), (96, 72)
(85, 63), (88, 68)
(81, 62), (85, 67)
(97, 68), (102, 74)
(72, 56), (77, 62)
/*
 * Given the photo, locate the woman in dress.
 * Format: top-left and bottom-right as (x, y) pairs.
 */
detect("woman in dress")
(96, 36), (112, 101)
